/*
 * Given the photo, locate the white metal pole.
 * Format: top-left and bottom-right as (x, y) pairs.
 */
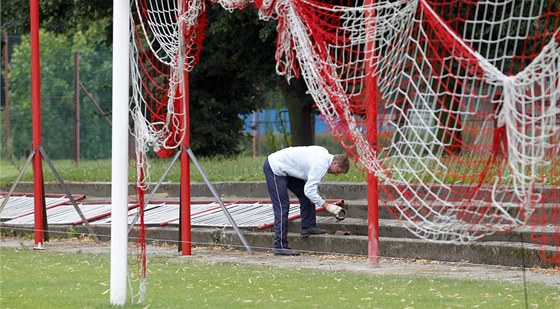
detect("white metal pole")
(110, 0), (130, 305)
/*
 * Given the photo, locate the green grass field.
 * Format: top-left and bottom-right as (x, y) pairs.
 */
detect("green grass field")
(1, 247), (559, 308)
(2, 154), (558, 189)
(0, 157), (366, 189)
(2, 157), (559, 308)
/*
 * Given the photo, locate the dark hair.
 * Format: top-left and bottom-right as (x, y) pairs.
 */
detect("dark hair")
(333, 154), (350, 173)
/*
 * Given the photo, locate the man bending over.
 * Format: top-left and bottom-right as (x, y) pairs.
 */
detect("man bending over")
(263, 146), (349, 256)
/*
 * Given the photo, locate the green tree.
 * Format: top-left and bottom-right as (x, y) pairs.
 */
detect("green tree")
(2, 2), (320, 158)
(188, 6), (278, 157)
(7, 20), (112, 160)
(277, 76), (315, 146)
(1, 0), (113, 43)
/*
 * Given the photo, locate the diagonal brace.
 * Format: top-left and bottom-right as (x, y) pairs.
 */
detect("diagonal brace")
(38, 146), (100, 241)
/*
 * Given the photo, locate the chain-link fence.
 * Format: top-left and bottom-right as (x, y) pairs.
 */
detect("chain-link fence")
(1, 32), (113, 161)
(1, 31), (343, 162)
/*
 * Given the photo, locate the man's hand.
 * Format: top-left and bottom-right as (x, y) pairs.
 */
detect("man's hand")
(324, 203), (346, 221)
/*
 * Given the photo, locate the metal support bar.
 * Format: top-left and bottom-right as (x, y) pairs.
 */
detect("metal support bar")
(186, 148), (253, 254)
(146, 150), (182, 206)
(38, 146), (100, 241)
(127, 147), (253, 254)
(0, 150), (36, 213)
(79, 82), (112, 127)
(128, 149), (182, 234)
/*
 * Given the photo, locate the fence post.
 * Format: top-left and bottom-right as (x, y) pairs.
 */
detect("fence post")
(74, 51), (80, 164)
(3, 32), (10, 161)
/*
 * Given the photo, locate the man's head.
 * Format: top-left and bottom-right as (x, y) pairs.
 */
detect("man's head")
(328, 154), (350, 175)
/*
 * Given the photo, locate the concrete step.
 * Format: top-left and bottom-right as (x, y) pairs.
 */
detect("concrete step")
(6, 181), (558, 205)
(16, 224), (556, 268)
(3, 181), (558, 268)
(287, 216), (559, 247)
(337, 199), (560, 223)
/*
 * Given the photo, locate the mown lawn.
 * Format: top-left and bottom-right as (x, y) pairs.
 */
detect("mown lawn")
(1, 247), (559, 308)
(0, 157), (366, 189)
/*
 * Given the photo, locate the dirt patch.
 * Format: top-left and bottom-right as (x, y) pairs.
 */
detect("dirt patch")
(2, 237), (559, 287)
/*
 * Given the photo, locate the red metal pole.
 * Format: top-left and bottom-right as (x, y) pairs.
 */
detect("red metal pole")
(180, 70), (192, 255)
(365, 0), (380, 266)
(30, 0), (45, 245)
(366, 96), (380, 266)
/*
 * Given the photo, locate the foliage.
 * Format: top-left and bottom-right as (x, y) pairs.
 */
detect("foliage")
(2, 247), (559, 308)
(6, 21), (112, 160)
(0, 0), (113, 44)
(0, 153), (366, 188)
(3, 3), (282, 159)
(188, 5), (278, 157)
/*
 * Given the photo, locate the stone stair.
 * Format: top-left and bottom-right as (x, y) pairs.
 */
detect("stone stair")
(2, 181), (558, 268)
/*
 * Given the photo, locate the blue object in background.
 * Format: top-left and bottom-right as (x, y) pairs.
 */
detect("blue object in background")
(243, 109), (329, 135)
(243, 109), (392, 135)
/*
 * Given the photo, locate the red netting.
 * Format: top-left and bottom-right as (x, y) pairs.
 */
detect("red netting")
(130, 0), (560, 266)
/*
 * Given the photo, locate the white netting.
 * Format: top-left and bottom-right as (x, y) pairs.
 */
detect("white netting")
(130, 0), (205, 189)
(251, 0), (558, 244)
(129, 0), (560, 265)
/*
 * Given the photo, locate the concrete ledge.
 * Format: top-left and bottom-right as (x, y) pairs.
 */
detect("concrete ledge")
(1, 224), (554, 268)
(2, 181), (558, 268)
(5, 181), (557, 203)
(2, 181), (367, 200)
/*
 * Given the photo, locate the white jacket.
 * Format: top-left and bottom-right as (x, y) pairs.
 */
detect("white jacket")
(268, 146), (333, 207)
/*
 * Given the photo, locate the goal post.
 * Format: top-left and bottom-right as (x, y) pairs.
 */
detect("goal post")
(110, 0), (130, 305)
(116, 1), (560, 305)
(127, 0), (559, 261)
(30, 0), (46, 247)
(365, 0), (380, 267)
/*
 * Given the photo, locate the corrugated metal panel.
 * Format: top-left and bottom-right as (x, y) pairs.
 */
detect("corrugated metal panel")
(0, 196), (319, 228)
(0, 195), (71, 221)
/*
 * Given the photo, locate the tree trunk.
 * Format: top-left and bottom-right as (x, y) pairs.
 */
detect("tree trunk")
(277, 76), (315, 146)
(436, 76), (463, 156)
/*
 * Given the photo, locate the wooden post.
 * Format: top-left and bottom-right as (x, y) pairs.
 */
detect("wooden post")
(74, 52), (80, 164)
(3, 32), (10, 161)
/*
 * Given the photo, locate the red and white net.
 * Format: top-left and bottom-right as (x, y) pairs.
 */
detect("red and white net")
(130, 0), (206, 185)
(130, 0), (560, 269)
(128, 0), (207, 303)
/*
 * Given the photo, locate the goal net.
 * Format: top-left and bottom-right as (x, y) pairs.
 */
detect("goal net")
(129, 0), (560, 277)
